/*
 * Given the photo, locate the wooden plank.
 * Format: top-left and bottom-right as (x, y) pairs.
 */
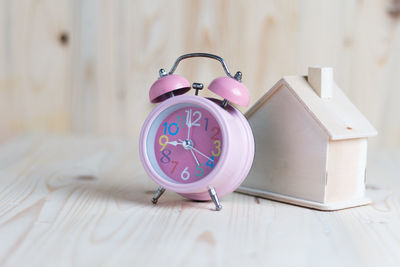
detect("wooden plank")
(0, 134), (399, 266)
(1, 0), (399, 149)
(0, 0), (72, 142)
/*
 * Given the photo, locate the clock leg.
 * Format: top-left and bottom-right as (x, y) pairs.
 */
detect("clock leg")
(208, 187), (222, 211)
(151, 186), (166, 204)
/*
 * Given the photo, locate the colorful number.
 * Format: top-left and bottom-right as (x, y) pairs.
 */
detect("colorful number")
(163, 121), (179, 136)
(163, 122), (167, 135)
(192, 111), (202, 126)
(211, 127), (220, 140)
(176, 115), (185, 128)
(169, 123), (179, 135)
(195, 164), (204, 176)
(211, 140), (221, 157)
(181, 167), (190, 180)
(204, 118), (208, 131)
(160, 149), (171, 163)
(206, 156), (214, 168)
(171, 160), (178, 174)
(159, 135), (168, 151)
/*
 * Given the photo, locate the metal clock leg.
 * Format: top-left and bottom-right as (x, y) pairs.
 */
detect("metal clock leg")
(208, 186), (222, 211)
(151, 186), (166, 204)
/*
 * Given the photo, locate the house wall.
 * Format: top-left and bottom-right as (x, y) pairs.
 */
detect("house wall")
(325, 138), (367, 203)
(242, 85), (329, 203)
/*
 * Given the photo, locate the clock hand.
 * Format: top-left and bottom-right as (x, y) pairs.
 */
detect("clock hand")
(189, 148), (200, 166)
(187, 109), (192, 140)
(191, 147), (214, 162)
(167, 141), (180, 146)
(178, 139), (213, 162)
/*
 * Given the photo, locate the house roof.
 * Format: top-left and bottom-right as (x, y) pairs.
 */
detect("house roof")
(246, 75), (377, 140)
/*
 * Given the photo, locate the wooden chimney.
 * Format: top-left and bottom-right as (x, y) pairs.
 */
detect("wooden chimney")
(308, 66), (333, 99)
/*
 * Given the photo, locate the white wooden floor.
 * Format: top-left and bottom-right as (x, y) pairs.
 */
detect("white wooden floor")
(0, 134), (399, 267)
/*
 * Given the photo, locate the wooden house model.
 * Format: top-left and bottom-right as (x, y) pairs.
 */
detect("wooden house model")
(238, 67), (377, 210)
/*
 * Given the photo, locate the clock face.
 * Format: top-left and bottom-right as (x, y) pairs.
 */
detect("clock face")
(152, 105), (223, 184)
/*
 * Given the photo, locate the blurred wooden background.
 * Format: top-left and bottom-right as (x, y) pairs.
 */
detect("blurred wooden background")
(0, 0), (399, 150)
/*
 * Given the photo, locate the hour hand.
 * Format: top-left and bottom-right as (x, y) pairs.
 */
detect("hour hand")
(167, 141), (181, 146)
(189, 148), (200, 166)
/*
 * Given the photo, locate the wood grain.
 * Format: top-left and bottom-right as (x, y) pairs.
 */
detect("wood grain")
(0, 0), (399, 149)
(0, 134), (399, 267)
(0, 0), (72, 140)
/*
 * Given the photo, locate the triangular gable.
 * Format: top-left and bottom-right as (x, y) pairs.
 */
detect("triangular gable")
(246, 76), (377, 140)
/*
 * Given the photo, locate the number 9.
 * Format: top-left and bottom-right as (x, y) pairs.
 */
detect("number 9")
(159, 135), (168, 151)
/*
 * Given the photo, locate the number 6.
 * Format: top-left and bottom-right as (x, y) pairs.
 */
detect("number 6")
(181, 167), (190, 180)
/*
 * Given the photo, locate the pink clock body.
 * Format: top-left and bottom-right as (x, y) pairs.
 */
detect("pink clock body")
(139, 95), (254, 200)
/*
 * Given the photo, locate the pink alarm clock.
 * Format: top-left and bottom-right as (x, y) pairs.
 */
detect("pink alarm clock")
(139, 53), (254, 210)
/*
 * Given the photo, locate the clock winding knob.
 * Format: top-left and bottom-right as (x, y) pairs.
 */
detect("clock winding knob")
(192, 82), (204, 96)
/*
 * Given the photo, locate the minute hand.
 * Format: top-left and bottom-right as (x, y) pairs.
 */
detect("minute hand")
(186, 109), (192, 140)
(191, 147), (214, 162)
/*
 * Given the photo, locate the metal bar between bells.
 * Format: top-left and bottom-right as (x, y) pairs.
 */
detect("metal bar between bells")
(168, 53), (234, 78)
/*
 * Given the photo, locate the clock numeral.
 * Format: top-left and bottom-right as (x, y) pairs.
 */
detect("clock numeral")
(206, 156), (215, 168)
(159, 135), (168, 151)
(211, 127), (220, 140)
(181, 167), (190, 180)
(195, 164), (204, 177)
(160, 149), (171, 164)
(185, 109), (202, 128)
(211, 140), (221, 157)
(163, 121), (179, 136)
(204, 118), (209, 131)
(191, 111), (202, 126)
(171, 160), (178, 174)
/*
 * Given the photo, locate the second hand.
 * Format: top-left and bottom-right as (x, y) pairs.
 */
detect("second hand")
(191, 147), (214, 162)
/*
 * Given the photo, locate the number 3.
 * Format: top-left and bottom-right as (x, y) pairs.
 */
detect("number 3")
(211, 140), (221, 157)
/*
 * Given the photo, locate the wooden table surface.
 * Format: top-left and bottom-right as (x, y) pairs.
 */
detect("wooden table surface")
(0, 134), (399, 267)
